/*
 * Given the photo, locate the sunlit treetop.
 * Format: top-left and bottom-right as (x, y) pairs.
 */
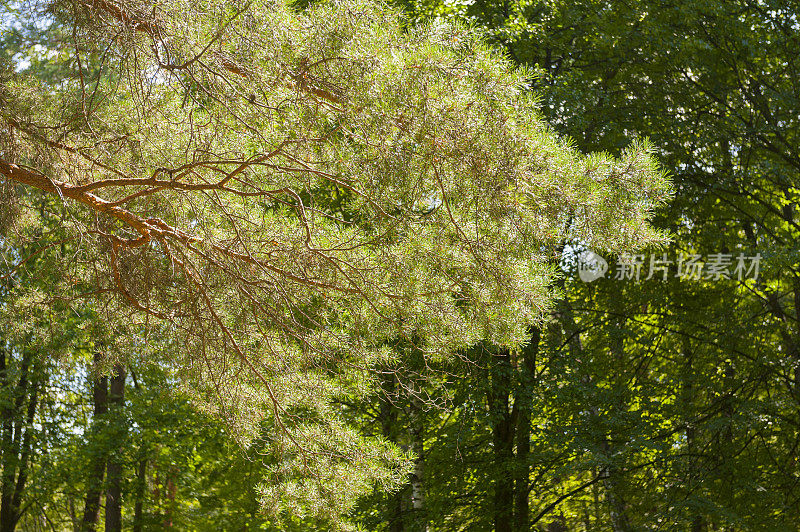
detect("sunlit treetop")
(0, 0), (670, 524)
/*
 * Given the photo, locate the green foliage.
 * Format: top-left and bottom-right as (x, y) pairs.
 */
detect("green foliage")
(349, 0), (800, 529)
(0, 0), (669, 524)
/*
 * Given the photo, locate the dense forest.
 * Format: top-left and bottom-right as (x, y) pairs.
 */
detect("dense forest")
(0, 0), (797, 530)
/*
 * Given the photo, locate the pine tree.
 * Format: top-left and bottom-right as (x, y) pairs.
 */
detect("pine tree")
(0, 0), (669, 523)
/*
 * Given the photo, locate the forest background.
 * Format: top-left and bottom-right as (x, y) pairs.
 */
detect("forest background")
(0, 0), (798, 530)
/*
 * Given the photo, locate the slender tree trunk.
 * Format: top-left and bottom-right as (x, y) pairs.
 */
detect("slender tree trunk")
(8, 380), (38, 530)
(81, 353), (108, 532)
(513, 403), (530, 531)
(0, 346), (15, 532)
(162, 468), (177, 528)
(133, 452), (147, 532)
(380, 373), (405, 532)
(0, 349), (33, 532)
(408, 395), (427, 532)
(488, 348), (515, 532)
(602, 454), (632, 532)
(513, 328), (539, 532)
(105, 364), (126, 532)
(131, 369), (146, 532)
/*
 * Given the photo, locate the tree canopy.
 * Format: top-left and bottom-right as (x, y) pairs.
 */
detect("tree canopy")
(0, 0), (669, 523)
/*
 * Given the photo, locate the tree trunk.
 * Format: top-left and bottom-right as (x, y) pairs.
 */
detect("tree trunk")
(105, 364), (126, 532)
(513, 405), (530, 532)
(130, 368), (146, 532)
(380, 373), (405, 532)
(81, 352), (108, 532)
(0, 349), (36, 532)
(162, 468), (177, 528)
(9, 381), (38, 530)
(133, 452), (147, 532)
(488, 348), (515, 532)
(408, 395), (427, 532)
(0, 349), (40, 532)
(0, 346), (17, 532)
(513, 328), (540, 532)
(603, 460), (632, 532)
